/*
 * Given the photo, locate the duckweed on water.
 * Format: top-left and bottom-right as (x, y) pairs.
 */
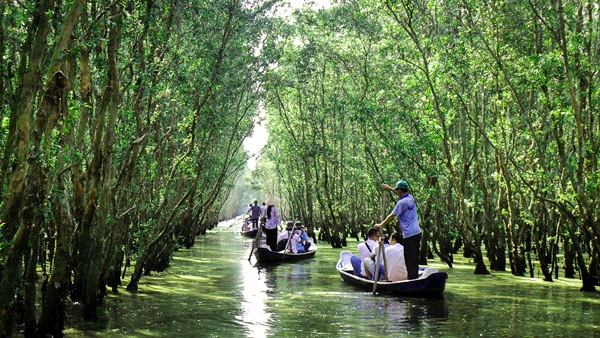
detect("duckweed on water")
(65, 219), (600, 337)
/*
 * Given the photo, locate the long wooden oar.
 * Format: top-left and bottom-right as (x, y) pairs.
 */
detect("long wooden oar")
(248, 223), (263, 261)
(372, 233), (389, 294)
(281, 221), (296, 262)
(229, 217), (245, 228)
(372, 190), (389, 294)
(380, 191), (389, 280)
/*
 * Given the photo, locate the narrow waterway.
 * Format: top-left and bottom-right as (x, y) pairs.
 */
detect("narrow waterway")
(66, 218), (600, 337)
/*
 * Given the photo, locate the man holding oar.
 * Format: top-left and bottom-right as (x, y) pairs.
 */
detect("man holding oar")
(375, 180), (422, 280)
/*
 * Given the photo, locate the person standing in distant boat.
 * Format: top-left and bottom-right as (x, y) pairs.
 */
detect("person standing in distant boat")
(264, 196), (281, 251)
(249, 200), (261, 230)
(259, 202), (267, 227)
(375, 180), (422, 280)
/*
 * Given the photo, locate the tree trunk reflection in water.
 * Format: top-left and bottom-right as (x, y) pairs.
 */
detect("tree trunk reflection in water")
(64, 217), (600, 337)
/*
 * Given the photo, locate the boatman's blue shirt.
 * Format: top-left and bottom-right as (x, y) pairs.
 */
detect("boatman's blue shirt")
(392, 194), (421, 239)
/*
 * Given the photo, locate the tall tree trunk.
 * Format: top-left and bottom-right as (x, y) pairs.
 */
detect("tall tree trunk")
(0, 16), (66, 329)
(38, 176), (73, 337)
(563, 237), (575, 278)
(75, 3), (124, 319)
(70, 5), (92, 303)
(0, 0), (52, 251)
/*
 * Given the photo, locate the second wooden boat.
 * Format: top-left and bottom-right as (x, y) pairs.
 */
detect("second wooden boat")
(336, 251), (447, 298)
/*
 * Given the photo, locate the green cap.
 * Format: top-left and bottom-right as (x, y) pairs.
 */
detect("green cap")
(395, 180), (409, 190)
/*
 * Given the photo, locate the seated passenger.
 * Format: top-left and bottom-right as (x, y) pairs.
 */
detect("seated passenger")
(295, 225), (311, 253)
(241, 215), (252, 231)
(350, 228), (380, 278)
(276, 222), (294, 251)
(288, 229), (302, 254)
(364, 232), (407, 281)
(363, 252), (386, 281)
(384, 232), (408, 282)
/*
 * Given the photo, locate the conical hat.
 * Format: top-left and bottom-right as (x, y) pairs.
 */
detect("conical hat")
(265, 196), (280, 205)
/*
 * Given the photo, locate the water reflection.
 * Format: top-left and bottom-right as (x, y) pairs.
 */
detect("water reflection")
(334, 291), (449, 335)
(357, 296), (449, 325)
(284, 262), (313, 284)
(237, 260), (270, 338)
(63, 217), (600, 338)
(255, 265), (279, 293)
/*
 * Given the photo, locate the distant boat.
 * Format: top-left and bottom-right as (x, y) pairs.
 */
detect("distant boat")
(254, 242), (317, 263)
(336, 251), (448, 298)
(240, 215), (258, 238)
(240, 228), (258, 238)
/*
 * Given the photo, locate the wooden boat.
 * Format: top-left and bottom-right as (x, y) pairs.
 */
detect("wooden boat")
(254, 242), (317, 263)
(240, 215), (259, 238)
(240, 228), (258, 238)
(336, 251), (448, 297)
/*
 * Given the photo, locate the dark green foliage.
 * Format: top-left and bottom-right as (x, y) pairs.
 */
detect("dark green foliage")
(257, 0), (599, 289)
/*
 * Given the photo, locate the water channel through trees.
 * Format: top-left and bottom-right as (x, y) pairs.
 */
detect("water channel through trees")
(64, 218), (600, 337)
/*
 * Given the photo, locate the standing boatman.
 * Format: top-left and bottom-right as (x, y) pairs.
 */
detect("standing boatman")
(249, 200), (261, 230)
(259, 202), (266, 227)
(374, 180), (422, 280)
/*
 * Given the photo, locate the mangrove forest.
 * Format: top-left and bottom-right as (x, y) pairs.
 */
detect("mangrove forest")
(0, 0), (599, 336)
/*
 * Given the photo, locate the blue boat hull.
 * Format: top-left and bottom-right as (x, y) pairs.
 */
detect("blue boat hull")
(337, 251), (447, 298)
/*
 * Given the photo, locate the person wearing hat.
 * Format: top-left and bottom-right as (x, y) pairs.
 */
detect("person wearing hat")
(264, 196), (281, 251)
(375, 180), (422, 279)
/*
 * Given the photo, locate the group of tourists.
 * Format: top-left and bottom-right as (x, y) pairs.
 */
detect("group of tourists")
(245, 200), (265, 230)
(245, 178), (421, 272)
(351, 179), (422, 282)
(276, 221), (311, 254)
(244, 196), (313, 254)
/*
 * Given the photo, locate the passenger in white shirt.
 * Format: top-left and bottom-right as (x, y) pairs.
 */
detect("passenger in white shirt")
(383, 232), (408, 281)
(364, 232), (407, 281)
(278, 224), (292, 242)
(355, 229), (380, 277)
(287, 231), (302, 254)
(276, 222), (294, 251)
